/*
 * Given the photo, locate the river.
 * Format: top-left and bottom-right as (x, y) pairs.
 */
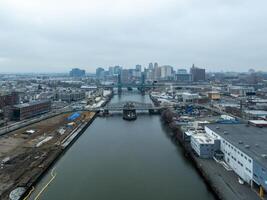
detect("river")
(29, 92), (215, 200)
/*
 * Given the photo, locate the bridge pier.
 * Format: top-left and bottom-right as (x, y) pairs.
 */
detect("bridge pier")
(103, 109), (109, 115)
(149, 109), (160, 115)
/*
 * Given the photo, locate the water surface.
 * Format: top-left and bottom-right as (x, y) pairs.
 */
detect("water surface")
(30, 92), (215, 200)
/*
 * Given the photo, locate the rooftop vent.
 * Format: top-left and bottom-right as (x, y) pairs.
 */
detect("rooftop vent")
(261, 154), (267, 159)
(245, 145), (250, 149)
(238, 141), (243, 144)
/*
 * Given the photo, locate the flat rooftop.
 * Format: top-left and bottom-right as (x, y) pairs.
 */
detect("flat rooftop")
(13, 100), (50, 109)
(244, 110), (267, 116)
(192, 133), (214, 144)
(206, 124), (267, 167)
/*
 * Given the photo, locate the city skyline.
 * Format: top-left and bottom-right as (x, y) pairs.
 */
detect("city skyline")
(0, 63), (266, 74)
(1, 0), (267, 73)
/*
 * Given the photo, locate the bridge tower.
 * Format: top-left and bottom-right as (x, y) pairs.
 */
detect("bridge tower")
(117, 73), (122, 94)
(140, 72), (146, 95)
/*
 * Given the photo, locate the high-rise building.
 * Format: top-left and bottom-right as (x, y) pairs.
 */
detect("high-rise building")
(96, 67), (105, 79)
(160, 65), (173, 80)
(148, 63), (153, 70)
(190, 64), (205, 82)
(153, 63), (161, 80)
(176, 69), (192, 82)
(135, 65), (142, 72)
(108, 66), (114, 76)
(114, 65), (122, 75)
(69, 68), (86, 77)
(121, 69), (130, 83)
(144, 68), (153, 81)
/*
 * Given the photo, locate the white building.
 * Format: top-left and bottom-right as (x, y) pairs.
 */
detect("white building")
(160, 65), (173, 80)
(205, 124), (254, 185)
(182, 92), (199, 103)
(191, 133), (220, 158)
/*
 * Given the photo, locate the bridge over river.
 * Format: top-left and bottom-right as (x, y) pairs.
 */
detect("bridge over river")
(86, 101), (165, 116)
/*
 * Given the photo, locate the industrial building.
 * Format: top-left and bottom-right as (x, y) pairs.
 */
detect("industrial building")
(227, 86), (255, 97)
(56, 91), (85, 103)
(207, 91), (221, 100)
(182, 92), (199, 103)
(205, 123), (267, 192)
(191, 133), (220, 158)
(12, 100), (51, 120)
(244, 110), (267, 119)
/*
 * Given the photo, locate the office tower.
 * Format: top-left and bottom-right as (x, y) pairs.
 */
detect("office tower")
(190, 64), (205, 82)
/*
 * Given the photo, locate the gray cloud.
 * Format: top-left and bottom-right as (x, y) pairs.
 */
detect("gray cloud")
(0, 0), (267, 73)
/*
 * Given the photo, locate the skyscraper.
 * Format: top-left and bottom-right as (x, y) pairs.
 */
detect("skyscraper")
(135, 65), (142, 72)
(69, 68), (86, 77)
(190, 64), (206, 82)
(148, 63), (153, 70)
(160, 65), (173, 80)
(96, 67), (105, 79)
(121, 69), (130, 83)
(114, 65), (122, 75)
(153, 62), (161, 80)
(108, 66), (114, 76)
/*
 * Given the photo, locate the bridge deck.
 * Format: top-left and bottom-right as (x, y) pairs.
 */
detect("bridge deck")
(103, 101), (160, 111)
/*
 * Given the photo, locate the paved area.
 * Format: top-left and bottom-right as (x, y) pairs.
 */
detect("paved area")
(195, 157), (262, 200)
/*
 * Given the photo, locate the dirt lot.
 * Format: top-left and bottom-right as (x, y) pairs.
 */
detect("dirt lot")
(0, 111), (95, 199)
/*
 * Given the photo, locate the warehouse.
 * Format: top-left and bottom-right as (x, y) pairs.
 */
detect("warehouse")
(12, 100), (51, 120)
(205, 123), (267, 192)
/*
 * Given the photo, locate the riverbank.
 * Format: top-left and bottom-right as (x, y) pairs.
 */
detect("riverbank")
(0, 111), (96, 200)
(21, 112), (97, 200)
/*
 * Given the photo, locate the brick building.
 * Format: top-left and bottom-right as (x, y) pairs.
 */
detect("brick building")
(0, 92), (19, 109)
(12, 100), (51, 121)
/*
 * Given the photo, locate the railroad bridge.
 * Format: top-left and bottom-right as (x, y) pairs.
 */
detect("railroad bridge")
(101, 101), (161, 114)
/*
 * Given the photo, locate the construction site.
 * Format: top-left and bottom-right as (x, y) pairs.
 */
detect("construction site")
(0, 111), (96, 200)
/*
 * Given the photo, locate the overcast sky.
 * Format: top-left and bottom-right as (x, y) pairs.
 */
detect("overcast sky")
(0, 0), (267, 73)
